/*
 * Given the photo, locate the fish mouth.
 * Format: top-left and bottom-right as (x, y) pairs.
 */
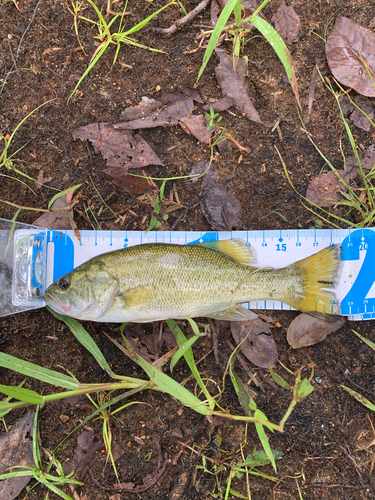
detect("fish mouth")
(43, 290), (71, 314)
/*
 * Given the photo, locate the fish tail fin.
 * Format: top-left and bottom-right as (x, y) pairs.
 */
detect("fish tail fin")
(287, 244), (341, 318)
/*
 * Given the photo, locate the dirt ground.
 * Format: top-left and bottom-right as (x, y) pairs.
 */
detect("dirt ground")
(1, 0), (375, 499)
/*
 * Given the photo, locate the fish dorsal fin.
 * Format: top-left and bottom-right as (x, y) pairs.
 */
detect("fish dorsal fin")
(195, 239), (256, 265)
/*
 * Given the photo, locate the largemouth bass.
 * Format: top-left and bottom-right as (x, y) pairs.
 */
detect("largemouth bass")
(43, 239), (341, 322)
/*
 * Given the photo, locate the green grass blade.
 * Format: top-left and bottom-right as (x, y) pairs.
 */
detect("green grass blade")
(166, 319), (215, 409)
(352, 330), (375, 351)
(170, 336), (199, 373)
(48, 184), (81, 210)
(0, 384), (43, 404)
(0, 400), (27, 418)
(197, 0), (239, 81)
(341, 385), (375, 412)
(229, 366), (257, 415)
(268, 366), (291, 390)
(68, 39), (111, 102)
(86, 0), (111, 38)
(123, 2), (174, 36)
(0, 471), (34, 480)
(0, 352), (78, 389)
(249, 16), (300, 108)
(118, 333), (211, 415)
(254, 409), (277, 473)
(47, 308), (117, 379)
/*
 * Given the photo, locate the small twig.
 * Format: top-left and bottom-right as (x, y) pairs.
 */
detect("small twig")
(7, 38), (18, 73)
(0, 199), (77, 212)
(223, 131), (251, 153)
(170, 198), (200, 230)
(176, 440), (220, 465)
(306, 60), (320, 124)
(207, 318), (219, 365)
(152, 0), (210, 36)
(0, 0), (42, 95)
(302, 483), (363, 490)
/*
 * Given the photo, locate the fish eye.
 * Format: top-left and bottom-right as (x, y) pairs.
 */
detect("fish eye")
(58, 277), (70, 290)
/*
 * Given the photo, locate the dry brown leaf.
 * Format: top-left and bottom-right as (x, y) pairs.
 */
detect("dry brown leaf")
(215, 49), (263, 124)
(203, 96), (235, 113)
(231, 319), (278, 368)
(180, 114), (213, 144)
(200, 173), (242, 230)
(305, 170), (350, 208)
(72, 123), (163, 170)
(190, 160), (215, 183)
(33, 193), (74, 229)
(326, 17), (375, 97)
(350, 95), (375, 131)
(0, 411), (36, 500)
(272, 3), (301, 45)
(113, 98), (194, 130)
(64, 431), (104, 482)
(287, 313), (345, 348)
(105, 168), (157, 195)
(346, 144), (375, 175)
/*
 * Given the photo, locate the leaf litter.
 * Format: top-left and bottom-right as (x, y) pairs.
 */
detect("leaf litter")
(305, 170), (351, 208)
(272, 3), (301, 46)
(32, 190), (76, 230)
(199, 166), (243, 230)
(325, 16), (375, 97)
(287, 313), (346, 349)
(0, 410), (36, 500)
(112, 93), (214, 144)
(231, 319), (278, 368)
(214, 49), (263, 124)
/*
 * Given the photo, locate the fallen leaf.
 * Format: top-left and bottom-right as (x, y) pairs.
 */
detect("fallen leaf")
(272, 3), (300, 45)
(346, 144), (375, 174)
(287, 313), (345, 348)
(203, 96), (235, 113)
(72, 123), (163, 170)
(350, 95), (375, 131)
(105, 168), (157, 195)
(231, 319), (278, 368)
(190, 160), (215, 182)
(215, 49), (263, 124)
(33, 192), (74, 229)
(110, 434), (167, 493)
(338, 94), (355, 116)
(325, 17), (375, 97)
(0, 411), (36, 500)
(200, 174), (242, 230)
(180, 114), (213, 144)
(305, 170), (350, 208)
(182, 86), (206, 103)
(64, 431), (104, 482)
(113, 98), (194, 130)
(35, 169), (44, 190)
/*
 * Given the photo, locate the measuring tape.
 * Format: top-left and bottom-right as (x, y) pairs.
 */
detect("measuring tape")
(1, 221), (375, 321)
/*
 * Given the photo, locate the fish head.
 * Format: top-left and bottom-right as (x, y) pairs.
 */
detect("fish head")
(43, 263), (119, 320)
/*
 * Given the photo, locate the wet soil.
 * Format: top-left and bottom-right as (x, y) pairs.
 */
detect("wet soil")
(1, 0), (375, 499)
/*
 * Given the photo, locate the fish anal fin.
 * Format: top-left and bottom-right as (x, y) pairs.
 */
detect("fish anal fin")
(207, 306), (258, 321)
(196, 239), (256, 265)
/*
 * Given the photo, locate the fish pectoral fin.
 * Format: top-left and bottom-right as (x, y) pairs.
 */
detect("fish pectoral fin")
(207, 306), (258, 322)
(121, 285), (155, 308)
(195, 239), (256, 265)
